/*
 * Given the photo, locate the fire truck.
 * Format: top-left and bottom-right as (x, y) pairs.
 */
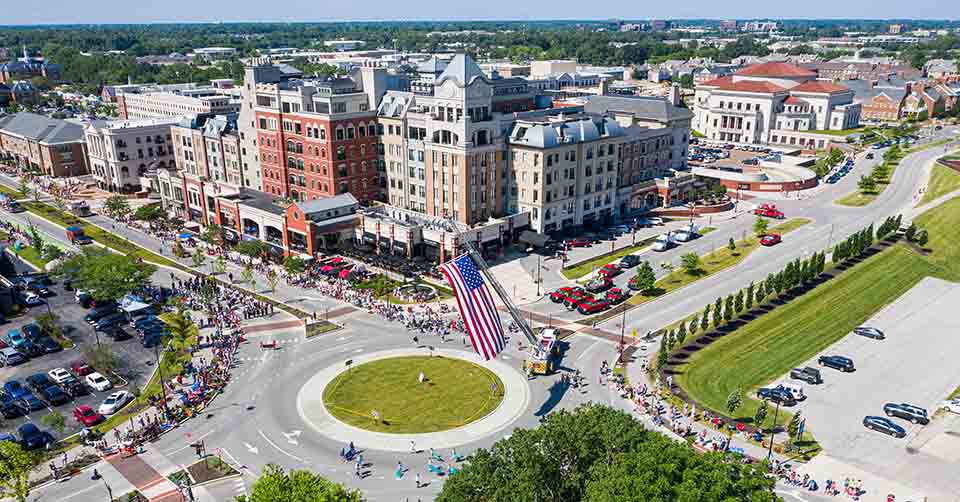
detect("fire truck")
(523, 328), (561, 375)
(752, 203), (785, 219)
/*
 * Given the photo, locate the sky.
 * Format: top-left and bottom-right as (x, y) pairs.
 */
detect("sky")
(1, 0), (957, 26)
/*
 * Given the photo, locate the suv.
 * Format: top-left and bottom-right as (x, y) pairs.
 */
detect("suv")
(0, 347), (25, 366)
(853, 326), (885, 340)
(883, 403), (929, 425)
(577, 298), (612, 315)
(756, 387), (797, 406)
(619, 255), (641, 269)
(790, 367), (822, 384)
(17, 423), (51, 450)
(585, 277), (613, 293)
(84, 303), (118, 324)
(818, 355), (855, 372)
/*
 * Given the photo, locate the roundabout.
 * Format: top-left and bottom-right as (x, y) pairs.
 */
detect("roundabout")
(321, 355), (504, 433)
(297, 347), (533, 451)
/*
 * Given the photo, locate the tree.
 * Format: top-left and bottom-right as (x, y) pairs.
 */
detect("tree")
(858, 174), (877, 193)
(213, 255), (227, 275)
(680, 252), (702, 275)
(753, 216), (769, 238)
(241, 464), (362, 502)
(725, 387), (743, 446)
(104, 195), (131, 220)
(754, 399), (769, 428)
(905, 224), (917, 241)
(172, 239), (186, 258)
(727, 237), (736, 253)
(0, 441), (36, 502)
(265, 268), (279, 293)
(676, 322), (687, 345)
(688, 316), (699, 335)
(51, 189), (67, 214)
(916, 229), (929, 247)
(734, 290), (744, 313)
(745, 282), (754, 310)
(283, 255), (306, 276)
(41, 411), (66, 435)
(632, 261), (657, 293)
(54, 247), (156, 303)
(191, 250), (206, 270)
(657, 337), (668, 370)
(26, 222), (44, 251)
(788, 410), (804, 441)
(235, 240), (266, 259)
(80, 342), (117, 375)
(241, 263), (255, 285)
(700, 305), (710, 331)
(161, 311), (199, 353)
(712, 297), (723, 327)
(133, 202), (165, 224)
(17, 179), (29, 200)
(41, 244), (64, 262)
(723, 295), (734, 321)
(200, 224), (223, 247)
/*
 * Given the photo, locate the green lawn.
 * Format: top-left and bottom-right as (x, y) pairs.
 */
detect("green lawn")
(834, 191), (878, 207)
(807, 127), (866, 137)
(921, 163), (960, 205)
(323, 356), (504, 433)
(561, 236), (658, 280)
(676, 196), (960, 431)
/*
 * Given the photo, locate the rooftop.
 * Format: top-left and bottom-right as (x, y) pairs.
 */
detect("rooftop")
(700, 76), (788, 93)
(734, 62), (817, 78)
(583, 94), (694, 122)
(0, 112), (85, 145)
(791, 80), (850, 94)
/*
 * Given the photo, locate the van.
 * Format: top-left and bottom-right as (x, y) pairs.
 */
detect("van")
(652, 233), (675, 252)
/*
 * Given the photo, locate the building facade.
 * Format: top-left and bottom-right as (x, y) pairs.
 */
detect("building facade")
(117, 90), (239, 120)
(85, 118), (179, 192)
(0, 113), (88, 177)
(693, 62), (861, 147)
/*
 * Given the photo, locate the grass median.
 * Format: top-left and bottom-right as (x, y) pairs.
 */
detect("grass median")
(561, 236), (659, 280)
(921, 161), (960, 205)
(837, 141), (958, 208)
(676, 196), (960, 437)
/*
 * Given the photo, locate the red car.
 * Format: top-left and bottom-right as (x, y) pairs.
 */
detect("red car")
(73, 405), (104, 426)
(605, 287), (629, 304)
(760, 234), (782, 246)
(566, 238), (592, 248)
(577, 298), (612, 315)
(549, 287), (581, 303)
(563, 291), (592, 310)
(753, 203), (785, 219)
(70, 360), (94, 378)
(585, 277), (613, 293)
(597, 264), (622, 278)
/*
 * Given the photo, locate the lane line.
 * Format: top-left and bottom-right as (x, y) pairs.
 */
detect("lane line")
(257, 429), (306, 463)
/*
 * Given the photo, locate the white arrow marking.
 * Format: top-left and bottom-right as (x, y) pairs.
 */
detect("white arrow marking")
(282, 431), (302, 445)
(243, 442), (259, 455)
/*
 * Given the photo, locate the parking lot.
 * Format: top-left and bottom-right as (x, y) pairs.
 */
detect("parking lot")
(1, 266), (158, 443)
(778, 277), (960, 500)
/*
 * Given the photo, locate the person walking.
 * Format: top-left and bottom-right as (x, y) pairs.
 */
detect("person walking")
(410, 440), (416, 454)
(415, 472), (422, 489)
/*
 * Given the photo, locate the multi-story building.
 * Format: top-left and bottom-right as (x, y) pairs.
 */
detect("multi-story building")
(506, 113), (625, 233)
(719, 20), (738, 32)
(251, 66), (387, 204)
(693, 62), (862, 148)
(0, 49), (60, 84)
(192, 47), (237, 62)
(156, 114), (246, 226)
(842, 78), (911, 122)
(85, 118), (179, 193)
(0, 81), (39, 107)
(117, 89), (239, 120)
(378, 54), (537, 225)
(0, 113), (88, 177)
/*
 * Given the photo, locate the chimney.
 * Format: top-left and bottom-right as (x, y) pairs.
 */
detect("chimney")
(668, 83), (682, 106)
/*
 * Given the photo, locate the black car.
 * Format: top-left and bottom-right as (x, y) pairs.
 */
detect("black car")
(35, 336), (63, 353)
(94, 312), (125, 331)
(17, 423), (52, 450)
(853, 327), (885, 340)
(619, 255), (641, 268)
(863, 416), (906, 438)
(1, 400), (23, 419)
(84, 303), (118, 323)
(41, 386), (70, 406)
(883, 403), (929, 425)
(756, 387), (797, 406)
(25, 373), (54, 392)
(18, 341), (42, 358)
(818, 355), (855, 372)
(60, 380), (89, 398)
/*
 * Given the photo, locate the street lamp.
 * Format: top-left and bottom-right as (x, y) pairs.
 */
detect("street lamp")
(766, 399), (782, 461)
(154, 342), (167, 411)
(618, 309), (626, 365)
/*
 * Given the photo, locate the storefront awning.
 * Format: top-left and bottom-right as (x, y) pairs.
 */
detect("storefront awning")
(518, 230), (549, 248)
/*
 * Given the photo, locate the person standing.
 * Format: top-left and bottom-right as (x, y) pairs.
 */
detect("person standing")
(415, 472), (421, 489)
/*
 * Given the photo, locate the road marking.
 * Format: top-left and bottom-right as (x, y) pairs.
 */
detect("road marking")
(282, 430), (302, 445)
(258, 429), (306, 463)
(353, 348), (363, 353)
(163, 429), (214, 455)
(243, 442), (259, 455)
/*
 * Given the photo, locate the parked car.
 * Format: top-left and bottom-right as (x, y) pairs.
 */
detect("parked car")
(862, 416), (906, 438)
(756, 387), (797, 406)
(17, 423), (52, 450)
(94, 312), (126, 331)
(597, 264), (622, 278)
(605, 288), (629, 304)
(577, 298), (612, 315)
(760, 234), (782, 246)
(563, 291), (593, 311)
(60, 379), (89, 398)
(1, 399), (23, 419)
(549, 287), (578, 303)
(566, 238), (592, 248)
(4, 330), (29, 350)
(98, 391), (133, 415)
(775, 382), (806, 401)
(853, 326), (885, 340)
(73, 405), (104, 427)
(939, 398), (960, 414)
(619, 255), (641, 268)
(585, 277), (613, 293)
(883, 403), (929, 425)
(48, 368), (78, 385)
(0, 347), (26, 366)
(35, 336), (62, 354)
(26, 373), (54, 392)
(818, 355), (855, 372)
(21, 323), (42, 341)
(790, 366), (822, 384)
(652, 233), (675, 252)
(41, 386), (70, 406)
(70, 360), (94, 377)
(753, 204), (785, 219)
(19, 392), (45, 412)
(23, 292), (43, 306)
(3, 380), (29, 400)
(84, 303), (118, 324)
(85, 372), (112, 392)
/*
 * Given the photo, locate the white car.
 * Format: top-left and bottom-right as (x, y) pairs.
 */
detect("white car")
(98, 391), (133, 415)
(940, 399), (960, 414)
(48, 368), (77, 385)
(85, 372), (113, 392)
(24, 292), (43, 305)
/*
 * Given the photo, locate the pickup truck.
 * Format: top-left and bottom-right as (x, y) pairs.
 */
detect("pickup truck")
(790, 366), (822, 384)
(66, 225), (93, 245)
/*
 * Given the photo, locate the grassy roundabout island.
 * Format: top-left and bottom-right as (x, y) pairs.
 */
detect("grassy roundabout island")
(321, 356), (505, 434)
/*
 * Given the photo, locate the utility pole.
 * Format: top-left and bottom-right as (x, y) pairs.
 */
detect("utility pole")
(766, 400), (782, 461)
(618, 309), (626, 364)
(154, 342), (167, 410)
(536, 255), (542, 297)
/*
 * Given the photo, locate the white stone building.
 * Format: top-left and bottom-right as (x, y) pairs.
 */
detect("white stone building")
(84, 117), (181, 193)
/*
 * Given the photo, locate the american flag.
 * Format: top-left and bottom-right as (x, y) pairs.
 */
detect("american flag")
(440, 253), (506, 360)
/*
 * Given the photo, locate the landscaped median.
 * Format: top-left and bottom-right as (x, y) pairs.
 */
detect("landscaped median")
(920, 152), (960, 205)
(585, 218), (811, 324)
(561, 235), (660, 280)
(836, 140), (959, 207)
(673, 198), (960, 454)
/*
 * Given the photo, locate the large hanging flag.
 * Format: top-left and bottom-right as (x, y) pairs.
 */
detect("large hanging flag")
(440, 253), (507, 360)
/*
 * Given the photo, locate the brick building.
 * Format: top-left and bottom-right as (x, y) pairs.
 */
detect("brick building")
(0, 113), (88, 177)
